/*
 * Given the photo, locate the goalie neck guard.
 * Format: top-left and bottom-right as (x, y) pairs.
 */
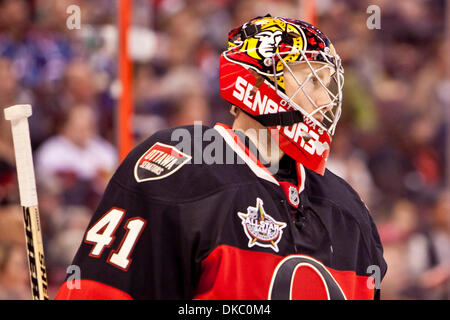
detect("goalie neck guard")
(220, 14), (344, 175)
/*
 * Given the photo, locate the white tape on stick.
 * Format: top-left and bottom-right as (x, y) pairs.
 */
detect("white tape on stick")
(4, 104), (38, 207)
(4, 104), (32, 120)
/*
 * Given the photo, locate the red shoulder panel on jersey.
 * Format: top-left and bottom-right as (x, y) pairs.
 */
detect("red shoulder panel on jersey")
(55, 279), (133, 300)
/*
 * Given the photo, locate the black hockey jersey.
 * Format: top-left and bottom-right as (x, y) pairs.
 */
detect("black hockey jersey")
(55, 123), (387, 300)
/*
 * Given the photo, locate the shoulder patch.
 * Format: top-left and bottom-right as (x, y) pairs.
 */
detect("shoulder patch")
(134, 142), (191, 182)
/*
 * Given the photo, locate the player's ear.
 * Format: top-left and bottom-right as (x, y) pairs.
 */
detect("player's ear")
(230, 105), (239, 116)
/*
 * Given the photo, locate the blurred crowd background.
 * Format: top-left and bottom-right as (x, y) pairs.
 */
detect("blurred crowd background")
(0, 0), (448, 300)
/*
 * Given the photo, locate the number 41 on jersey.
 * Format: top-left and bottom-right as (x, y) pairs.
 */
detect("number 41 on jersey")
(84, 208), (146, 271)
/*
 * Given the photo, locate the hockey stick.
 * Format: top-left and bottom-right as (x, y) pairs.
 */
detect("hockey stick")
(4, 104), (49, 300)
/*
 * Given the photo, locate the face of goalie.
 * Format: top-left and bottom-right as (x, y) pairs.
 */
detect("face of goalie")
(283, 61), (333, 124)
(232, 61), (336, 166)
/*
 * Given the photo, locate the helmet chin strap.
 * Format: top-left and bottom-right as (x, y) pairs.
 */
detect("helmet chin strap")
(239, 108), (304, 127)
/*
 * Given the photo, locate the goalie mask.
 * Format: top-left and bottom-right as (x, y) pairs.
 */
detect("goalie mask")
(220, 15), (344, 175)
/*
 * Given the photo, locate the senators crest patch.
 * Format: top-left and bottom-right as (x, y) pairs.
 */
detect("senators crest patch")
(134, 142), (191, 182)
(237, 198), (287, 252)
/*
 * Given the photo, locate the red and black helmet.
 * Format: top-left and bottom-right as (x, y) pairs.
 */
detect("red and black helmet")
(220, 14), (344, 175)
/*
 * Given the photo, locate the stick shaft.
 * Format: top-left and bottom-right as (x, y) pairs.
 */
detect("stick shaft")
(23, 205), (49, 300)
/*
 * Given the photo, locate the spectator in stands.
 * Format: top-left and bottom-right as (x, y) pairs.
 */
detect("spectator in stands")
(35, 104), (117, 208)
(404, 190), (450, 299)
(0, 205), (30, 299)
